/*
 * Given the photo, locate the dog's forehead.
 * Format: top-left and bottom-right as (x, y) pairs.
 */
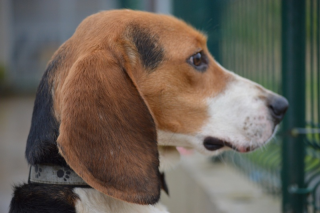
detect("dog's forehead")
(76, 10), (207, 53)
(150, 14), (208, 51)
(134, 16), (209, 61)
(110, 11), (205, 42)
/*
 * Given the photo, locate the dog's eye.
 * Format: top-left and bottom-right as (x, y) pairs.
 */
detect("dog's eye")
(191, 53), (203, 66)
(187, 51), (208, 71)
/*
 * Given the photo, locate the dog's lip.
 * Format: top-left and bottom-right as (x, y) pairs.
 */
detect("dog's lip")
(203, 136), (255, 153)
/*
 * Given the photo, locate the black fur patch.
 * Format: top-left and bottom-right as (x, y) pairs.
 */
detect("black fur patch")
(25, 50), (67, 166)
(130, 24), (164, 71)
(9, 184), (77, 213)
(160, 172), (169, 196)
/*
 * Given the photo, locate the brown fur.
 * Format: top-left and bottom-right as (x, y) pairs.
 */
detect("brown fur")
(57, 50), (160, 204)
(47, 10), (233, 204)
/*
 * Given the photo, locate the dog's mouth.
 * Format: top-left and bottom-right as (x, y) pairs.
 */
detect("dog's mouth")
(203, 136), (256, 153)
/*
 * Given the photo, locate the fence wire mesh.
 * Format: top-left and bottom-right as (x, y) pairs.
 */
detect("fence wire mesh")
(216, 0), (320, 212)
(218, 0), (283, 197)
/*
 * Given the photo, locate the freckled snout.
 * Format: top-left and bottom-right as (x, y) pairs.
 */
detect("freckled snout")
(267, 95), (289, 124)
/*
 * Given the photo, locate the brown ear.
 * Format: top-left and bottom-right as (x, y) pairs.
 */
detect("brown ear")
(57, 51), (160, 204)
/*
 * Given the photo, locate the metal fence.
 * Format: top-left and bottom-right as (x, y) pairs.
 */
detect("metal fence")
(303, 0), (320, 212)
(219, 0), (284, 201)
(174, 0), (320, 212)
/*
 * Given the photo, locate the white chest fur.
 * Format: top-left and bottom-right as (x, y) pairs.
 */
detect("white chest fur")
(74, 188), (169, 213)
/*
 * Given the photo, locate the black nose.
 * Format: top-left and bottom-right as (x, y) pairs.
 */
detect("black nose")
(267, 95), (289, 123)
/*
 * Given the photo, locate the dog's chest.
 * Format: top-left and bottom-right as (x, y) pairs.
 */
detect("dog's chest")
(74, 188), (169, 213)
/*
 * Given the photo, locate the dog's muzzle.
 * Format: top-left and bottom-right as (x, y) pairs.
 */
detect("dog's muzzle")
(203, 94), (288, 153)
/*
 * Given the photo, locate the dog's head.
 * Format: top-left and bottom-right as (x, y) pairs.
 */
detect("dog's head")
(26, 10), (288, 205)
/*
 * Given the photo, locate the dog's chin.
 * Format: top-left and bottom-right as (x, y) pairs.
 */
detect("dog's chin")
(202, 136), (259, 153)
(201, 126), (278, 155)
(157, 125), (277, 158)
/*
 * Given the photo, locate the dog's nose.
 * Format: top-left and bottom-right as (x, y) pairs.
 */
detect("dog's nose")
(267, 95), (289, 123)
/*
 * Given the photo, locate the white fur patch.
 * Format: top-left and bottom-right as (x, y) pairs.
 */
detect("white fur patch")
(157, 65), (277, 155)
(158, 146), (181, 172)
(200, 73), (274, 150)
(74, 188), (169, 213)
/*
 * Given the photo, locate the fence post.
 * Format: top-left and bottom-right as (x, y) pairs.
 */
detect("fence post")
(119, 0), (140, 10)
(281, 0), (306, 212)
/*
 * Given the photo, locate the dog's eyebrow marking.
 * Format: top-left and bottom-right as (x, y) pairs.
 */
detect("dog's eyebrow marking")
(130, 24), (164, 71)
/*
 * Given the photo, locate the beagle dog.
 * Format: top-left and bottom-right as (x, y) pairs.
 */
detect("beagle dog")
(9, 10), (288, 213)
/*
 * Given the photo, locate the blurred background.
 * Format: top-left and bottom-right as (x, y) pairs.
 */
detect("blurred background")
(0, 0), (319, 213)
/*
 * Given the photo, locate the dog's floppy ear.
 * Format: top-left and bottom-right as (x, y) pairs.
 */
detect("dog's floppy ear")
(57, 50), (160, 204)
